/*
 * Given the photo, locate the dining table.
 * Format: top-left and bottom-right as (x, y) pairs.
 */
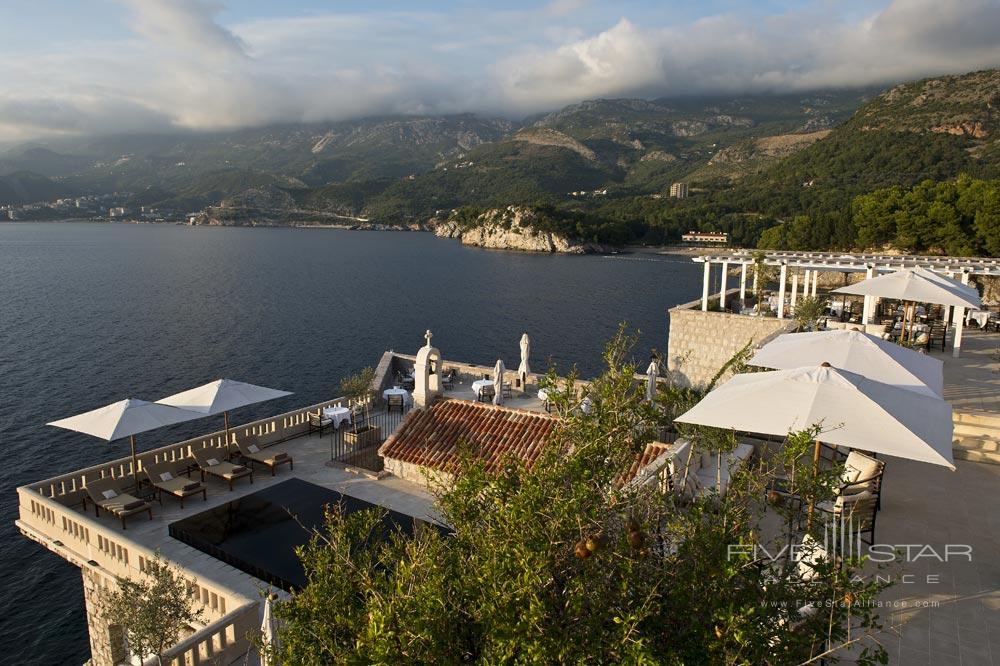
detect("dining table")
(966, 309), (992, 328)
(472, 379), (495, 399)
(382, 387), (412, 405)
(321, 406), (352, 428)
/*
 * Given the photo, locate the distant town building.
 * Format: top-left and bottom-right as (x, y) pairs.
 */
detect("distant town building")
(681, 230), (728, 245)
(670, 182), (689, 199)
(108, 207), (127, 218)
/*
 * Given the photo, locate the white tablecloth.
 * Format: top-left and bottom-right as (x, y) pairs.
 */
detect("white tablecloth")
(321, 406), (352, 428)
(383, 387), (412, 405)
(471, 379), (495, 398)
(538, 388), (551, 402)
(893, 322), (929, 334)
(967, 310), (991, 328)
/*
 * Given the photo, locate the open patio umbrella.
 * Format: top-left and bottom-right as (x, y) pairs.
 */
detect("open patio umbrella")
(674, 364), (954, 470)
(750, 330), (944, 397)
(48, 399), (205, 490)
(517, 333), (531, 388)
(833, 267), (981, 342)
(493, 359), (505, 406)
(645, 357), (660, 402)
(157, 379), (292, 456)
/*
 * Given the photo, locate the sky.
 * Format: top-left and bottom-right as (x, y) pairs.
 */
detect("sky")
(0, 0), (998, 143)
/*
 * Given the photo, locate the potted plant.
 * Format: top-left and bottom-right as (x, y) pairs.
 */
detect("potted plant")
(340, 367), (382, 447)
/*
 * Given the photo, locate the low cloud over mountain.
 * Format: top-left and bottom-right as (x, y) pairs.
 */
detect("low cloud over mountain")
(1, 0), (998, 142)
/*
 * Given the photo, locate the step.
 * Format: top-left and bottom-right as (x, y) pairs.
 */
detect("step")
(954, 448), (1000, 465)
(953, 423), (1000, 439)
(953, 437), (1000, 453)
(953, 410), (1000, 429)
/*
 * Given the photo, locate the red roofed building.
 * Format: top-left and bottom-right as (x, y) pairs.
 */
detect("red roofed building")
(378, 398), (559, 486)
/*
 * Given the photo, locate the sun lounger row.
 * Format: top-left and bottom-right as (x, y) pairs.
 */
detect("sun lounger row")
(81, 442), (294, 529)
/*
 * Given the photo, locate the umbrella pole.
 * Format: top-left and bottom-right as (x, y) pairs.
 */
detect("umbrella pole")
(130, 434), (139, 493)
(224, 411), (231, 459)
(806, 439), (821, 531)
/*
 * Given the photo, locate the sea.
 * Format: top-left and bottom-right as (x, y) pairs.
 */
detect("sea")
(0, 222), (703, 664)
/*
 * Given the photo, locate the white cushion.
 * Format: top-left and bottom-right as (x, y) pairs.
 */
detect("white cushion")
(206, 458), (220, 466)
(159, 472), (173, 482)
(247, 444), (260, 453)
(101, 489), (118, 500)
(843, 452), (879, 491)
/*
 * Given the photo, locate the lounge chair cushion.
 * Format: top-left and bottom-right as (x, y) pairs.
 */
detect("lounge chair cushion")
(122, 499), (146, 511)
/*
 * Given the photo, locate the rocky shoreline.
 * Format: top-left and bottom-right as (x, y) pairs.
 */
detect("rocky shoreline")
(431, 206), (615, 255)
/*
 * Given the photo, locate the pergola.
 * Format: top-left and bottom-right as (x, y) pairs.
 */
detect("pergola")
(693, 251), (1000, 357)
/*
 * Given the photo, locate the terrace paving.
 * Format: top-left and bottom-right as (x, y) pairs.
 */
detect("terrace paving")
(931, 328), (1000, 415)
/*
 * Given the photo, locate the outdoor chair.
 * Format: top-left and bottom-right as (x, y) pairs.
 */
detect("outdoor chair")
(308, 412), (334, 436)
(928, 321), (948, 350)
(502, 382), (512, 399)
(478, 385), (496, 403)
(144, 460), (207, 508)
(192, 448), (253, 491)
(387, 394), (405, 413)
(235, 439), (293, 476)
(84, 477), (152, 529)
(441, 368), (456, 390)
(402, 376), (415, 391)
(815, 490), (879, 547)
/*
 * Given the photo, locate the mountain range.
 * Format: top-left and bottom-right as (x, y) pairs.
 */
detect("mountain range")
(2, 68), (999, 250)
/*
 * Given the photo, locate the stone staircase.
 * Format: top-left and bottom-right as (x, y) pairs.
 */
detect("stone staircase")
(953, 410), (1000, 465)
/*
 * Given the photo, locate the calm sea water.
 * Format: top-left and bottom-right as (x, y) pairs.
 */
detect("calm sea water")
(0, 222), (701, 664)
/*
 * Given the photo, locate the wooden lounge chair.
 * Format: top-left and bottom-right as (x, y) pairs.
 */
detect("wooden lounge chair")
(192, 448), (253, 491)
(144, 461), (207, 508)
(84, 477), (152, 529)
(235, 439), (293, 476)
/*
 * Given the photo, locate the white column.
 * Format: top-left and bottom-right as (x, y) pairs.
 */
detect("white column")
(945, 272), (955, 324)
(811, 271), (819, 297)
(777, 263), (788, 319)
(790, 271), (799, 310)
(862, 265), (875, 324)
(718, 260), (729, 309)
(739, 262), (748, 306)
(954, 271), (970, 358)
(701, 261), (711, 312)
(802, 270), (810, 300)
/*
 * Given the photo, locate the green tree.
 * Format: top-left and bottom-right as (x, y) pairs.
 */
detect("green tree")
(100, 554), (204, 666)
(271, 331), (890, 665)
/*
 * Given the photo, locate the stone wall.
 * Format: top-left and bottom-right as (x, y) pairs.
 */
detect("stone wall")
(82, 567), (126, 666)
(667, 296), (793, 389)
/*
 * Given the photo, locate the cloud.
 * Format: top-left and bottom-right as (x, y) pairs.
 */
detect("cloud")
(0, 0), (997, 142)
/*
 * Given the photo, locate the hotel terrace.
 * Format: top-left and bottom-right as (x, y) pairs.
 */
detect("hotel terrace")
(16, 254), (1000, 665)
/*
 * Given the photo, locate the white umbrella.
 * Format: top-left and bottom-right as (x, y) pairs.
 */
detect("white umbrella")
(260, 595), (279, 666)
(157, 379), (292, 456)
(750, 330), (944, 397)
(48, 399), (205, 489)
(674, 364), (954, 469)
(493, 359), (505, 406)
(833, 267), (980, 309)
(518, 333), (531, 387)
(645, 358), (660, 402)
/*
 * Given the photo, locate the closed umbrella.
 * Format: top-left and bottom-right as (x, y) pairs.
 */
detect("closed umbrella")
(157, 379), (292, 457)
(48, 399), (205, 490)
(260, 594), (280, 666)
(750, 330), (944, 397)
(493, 359), (505, 406)
(645, 357), (659, 402)
(674, 364), (954, 469)
(518, 333), (531, 388)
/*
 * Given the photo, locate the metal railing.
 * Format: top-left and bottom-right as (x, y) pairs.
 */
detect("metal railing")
(324, 405), (413, 473)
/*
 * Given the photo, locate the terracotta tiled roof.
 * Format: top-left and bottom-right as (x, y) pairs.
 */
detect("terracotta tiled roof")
(617, 442), (672, 487)
(379, 398), (558, 474)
